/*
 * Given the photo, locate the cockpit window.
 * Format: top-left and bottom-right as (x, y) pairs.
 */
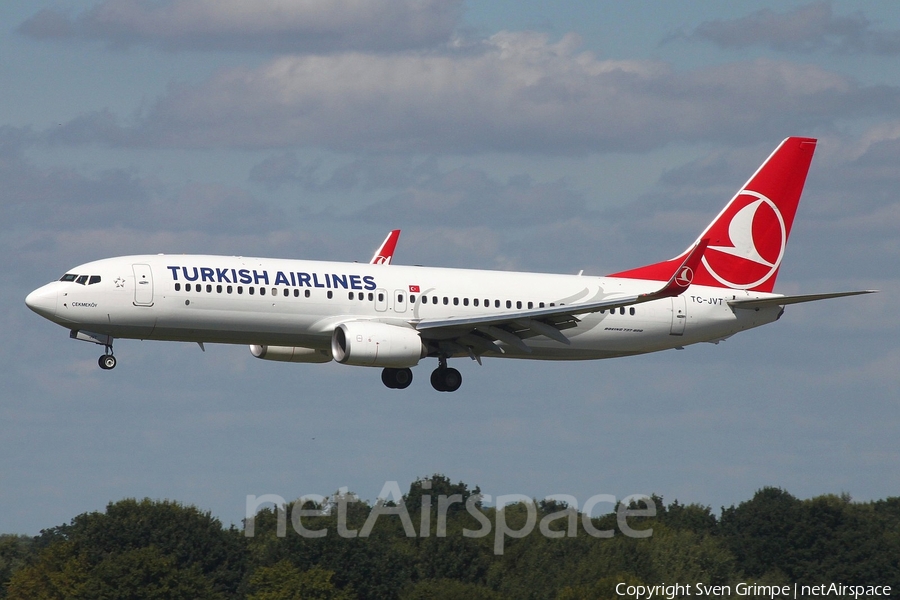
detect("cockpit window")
(89, 275), (101, 285)
(75, 275), (89, 285)
(60, 274), (78, 282)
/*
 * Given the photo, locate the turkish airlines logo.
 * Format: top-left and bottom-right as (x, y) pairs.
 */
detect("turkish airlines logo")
(674, 267), (694, 288)
(372, 256), (389, 265)
(702, 190), (786, 290)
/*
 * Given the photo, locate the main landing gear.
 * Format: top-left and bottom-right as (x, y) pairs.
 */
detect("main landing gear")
(430, 356), (461, 392)
(382, 367), (413, 389)
(380, 357), (463, 392)
(98, 345), (116, 370)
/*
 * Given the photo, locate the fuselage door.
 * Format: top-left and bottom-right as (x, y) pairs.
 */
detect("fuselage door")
(374, 288), (388, 312)
(132, 264), (154, 306)
(393, 289), (407, 313)
(670, 295), (686, 336)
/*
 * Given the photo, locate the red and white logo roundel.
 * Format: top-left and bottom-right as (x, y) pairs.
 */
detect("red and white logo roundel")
(702, 190), (786, 290)
(674, 266), (694, 288)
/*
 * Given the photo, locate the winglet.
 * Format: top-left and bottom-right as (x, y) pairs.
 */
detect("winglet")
(370, 230), (401, 265)
(639, 238), (708, 301)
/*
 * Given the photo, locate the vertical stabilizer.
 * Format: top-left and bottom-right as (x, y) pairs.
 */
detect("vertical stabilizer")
(610, 137), (817, 292)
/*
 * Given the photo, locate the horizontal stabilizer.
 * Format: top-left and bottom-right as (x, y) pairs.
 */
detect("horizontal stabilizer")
(728, 290), (877, 309)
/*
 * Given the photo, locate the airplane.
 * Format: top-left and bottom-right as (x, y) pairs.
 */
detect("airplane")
(25, 137), (875, 392)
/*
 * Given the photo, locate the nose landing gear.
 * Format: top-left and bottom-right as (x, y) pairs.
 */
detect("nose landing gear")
(98, 345), (116, 370)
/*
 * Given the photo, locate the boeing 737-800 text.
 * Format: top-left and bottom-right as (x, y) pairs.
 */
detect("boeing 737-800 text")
(25, 137), (873, 391)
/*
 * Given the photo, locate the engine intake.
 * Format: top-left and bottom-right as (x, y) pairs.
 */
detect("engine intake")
(331, 321), (425, 368)
(250, 345), (332, 363)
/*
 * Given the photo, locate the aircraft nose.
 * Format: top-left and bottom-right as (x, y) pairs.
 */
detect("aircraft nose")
(25, 284), (58, 319)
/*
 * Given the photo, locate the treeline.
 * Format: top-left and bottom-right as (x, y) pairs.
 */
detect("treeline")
(1, 476), (898, 599)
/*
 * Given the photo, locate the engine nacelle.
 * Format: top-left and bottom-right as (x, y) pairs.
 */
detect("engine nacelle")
(249, 345), (332, 363)
(331, 321), (426, 368)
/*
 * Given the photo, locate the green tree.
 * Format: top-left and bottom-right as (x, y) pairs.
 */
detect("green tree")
(0, 534), (35, 597)
(9, 498), (247, 599)
(40, 498), (247, 595)
(401, 578), (507, 600)
(247, 561), (353, 600)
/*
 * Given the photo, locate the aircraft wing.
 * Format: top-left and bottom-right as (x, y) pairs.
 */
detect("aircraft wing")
(414, 239), (708, 354)
(728, 290), (877, 309)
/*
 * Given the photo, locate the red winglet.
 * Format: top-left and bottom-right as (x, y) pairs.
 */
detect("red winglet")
(370, 229), (401, 265)
(640, 238), (708, 300)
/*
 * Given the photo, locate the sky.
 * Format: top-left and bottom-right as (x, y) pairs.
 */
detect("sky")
(2, 1), (898, 535)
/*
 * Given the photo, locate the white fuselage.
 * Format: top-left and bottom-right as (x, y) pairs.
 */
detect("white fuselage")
(26, 254), (782, 361)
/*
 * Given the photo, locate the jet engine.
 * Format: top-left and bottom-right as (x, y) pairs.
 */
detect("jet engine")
(331, 321), (426, 368)
(249, 345), (332, 363)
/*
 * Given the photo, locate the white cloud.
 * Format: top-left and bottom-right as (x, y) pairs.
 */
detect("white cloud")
(676, 1), (900, 55)
(47, 32), (900, 154)
(19, 0), (463, 53)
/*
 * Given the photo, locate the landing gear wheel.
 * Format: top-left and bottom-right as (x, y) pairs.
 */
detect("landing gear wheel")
(98, 354), (117, 370)
(381, 367), (413, 390)
(431, 367), (462, 392)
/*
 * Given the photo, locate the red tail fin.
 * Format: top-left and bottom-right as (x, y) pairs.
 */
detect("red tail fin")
(611, 137), (817, 293)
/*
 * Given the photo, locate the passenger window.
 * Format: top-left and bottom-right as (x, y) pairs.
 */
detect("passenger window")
(227, 285), (233, 294)
(443, 297), (449, 305)
(494, 300), (500, 308)
(293, 289), (299, 297)
(539, 302), (545, 308)
(272, 288), (277, 296)
(282, 289), (288, 297)
(506, 300), (512, 309)
(175, 283), (181, 291)
(410, 295), (416, 303)
(528, 302), (533, 309)
(378, 292), (384, 302)
(516, 301), (522, 309)
(238, 286), (243, 294)
(397, 294), (404, 303)
(453, 297), (459, 306)
(474, 299), (479, 307)
(305, 289), (311, 298)
(260, 288), (266, 296)
(186, 283), (192, 292)
(76, 275), (88, 285)
(367, 292), (373, 301)
(217, 285), (222, 293)
(463, 298), (469, 306)
(206, 284), (212, 292)
(620, 307), (625, 315)
(327, 291), (333, 299)
(349, 292), (355, 300)
(89, 275), (101, 285)
(60, 274), (78, 282)
(630, 307), (635, 315)
(249, 287), (255, 295)
(422, 296), (428, 304)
